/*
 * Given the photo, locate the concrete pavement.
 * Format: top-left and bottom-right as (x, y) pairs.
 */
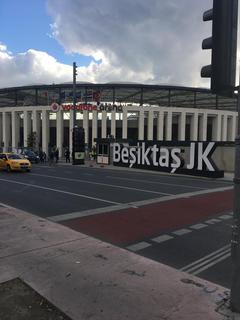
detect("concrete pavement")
(0, 204), (238, 319)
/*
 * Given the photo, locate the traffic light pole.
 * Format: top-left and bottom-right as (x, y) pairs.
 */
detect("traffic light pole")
(201, 0), (239, 312)
(231, 80), (240, 312)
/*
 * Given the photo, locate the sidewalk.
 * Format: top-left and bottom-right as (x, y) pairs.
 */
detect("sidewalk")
(0, 205), (238, 319)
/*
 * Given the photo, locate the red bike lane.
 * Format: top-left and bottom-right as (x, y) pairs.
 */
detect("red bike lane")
(62, 189), (233, 246)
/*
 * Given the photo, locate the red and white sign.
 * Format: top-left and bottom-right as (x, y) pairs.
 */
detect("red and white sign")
(50, 102), (60, 112)
(51, 103), (123, 112)
(61, 104), (97, 111)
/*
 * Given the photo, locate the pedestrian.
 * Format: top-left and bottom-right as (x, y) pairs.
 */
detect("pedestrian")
(39, 150), (44, 163)
(64, 148), (70, 163)
(55, 148), (59, 164)
(43, 151), (47, 163)
(92, 145), (97, 161)
(49, 149), (54, 166)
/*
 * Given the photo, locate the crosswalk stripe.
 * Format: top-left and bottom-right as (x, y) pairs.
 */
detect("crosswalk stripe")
(180, 244), (230, 273)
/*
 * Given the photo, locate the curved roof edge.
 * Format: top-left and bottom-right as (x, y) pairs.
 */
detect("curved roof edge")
(0, 82), (212, 93)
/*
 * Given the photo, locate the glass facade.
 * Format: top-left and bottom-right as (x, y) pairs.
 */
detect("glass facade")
(0, 84), (237, 111)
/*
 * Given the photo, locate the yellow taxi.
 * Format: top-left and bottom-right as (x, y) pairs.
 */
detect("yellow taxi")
(0, 153), (32, 172)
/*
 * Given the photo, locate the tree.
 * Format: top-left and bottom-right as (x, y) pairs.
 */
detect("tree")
(27, 131), (38, 150)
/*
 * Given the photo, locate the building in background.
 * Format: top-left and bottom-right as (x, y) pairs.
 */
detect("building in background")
(0, 83), (237, 157)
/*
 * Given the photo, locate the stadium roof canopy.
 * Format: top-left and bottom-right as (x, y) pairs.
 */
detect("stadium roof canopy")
(0, 83), (237, 111)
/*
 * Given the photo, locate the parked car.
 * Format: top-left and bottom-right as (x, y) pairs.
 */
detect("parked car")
(21, 150), (40, 164)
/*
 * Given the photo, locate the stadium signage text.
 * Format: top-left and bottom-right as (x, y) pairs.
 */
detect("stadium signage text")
(51, 103), (123, 112)
(113, 141), (223, 178)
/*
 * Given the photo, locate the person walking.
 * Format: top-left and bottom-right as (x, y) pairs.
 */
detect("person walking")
(39, 150), (44, 163)
(43, 151), (47, 163)
(49, 149), (54, 166)
(55, 148), (59, 164)
(64, 148), (70, 163)
(92, 145), (97, 161)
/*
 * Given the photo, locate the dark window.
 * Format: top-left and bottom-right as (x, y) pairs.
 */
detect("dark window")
(8, 154), (22, 160)
(103, 144), (108, 155)
(17, 89), (36, 106)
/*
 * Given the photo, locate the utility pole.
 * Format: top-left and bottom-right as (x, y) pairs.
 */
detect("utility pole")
(73, 62), (77, 127)
(231, 81), (240, 312)
(200, 0), (240, 311)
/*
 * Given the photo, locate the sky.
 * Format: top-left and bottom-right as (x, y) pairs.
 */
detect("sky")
(0, 0), (238, 89)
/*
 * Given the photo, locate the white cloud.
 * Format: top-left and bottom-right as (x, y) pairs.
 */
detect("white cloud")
(1, 1), (239, 88)
(0, 45), (100, 88)
(47, 0), (214, 87)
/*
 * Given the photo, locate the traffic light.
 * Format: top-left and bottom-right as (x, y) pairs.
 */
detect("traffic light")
(72, 126), (85, 165)
(201, 0), (238, 96)
(73, 62), (77, 78)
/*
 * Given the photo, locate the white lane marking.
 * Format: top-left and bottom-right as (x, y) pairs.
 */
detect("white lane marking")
(180, 244), (230, 272)
(205, 218), (221, 224)
(0, 178), (120, 205)
(49, 204), (132, 222)
(151, 234), (173, 243)
(172, 229), (192, 236)
(218, 214), (232, 220)
(0, 201), (15, 209)
(192, 252), (231, 275)
(126, 242), (151, 252)
(48, 186), (233, 223)
(34, 163), (233, 185)
(105, 176), (207, 190)
(96, 167), (232, 184)
(189, 223), (207, 230)
(29, 173), (173, 196)
(128, 186), (233, 208)
(187, 248), (230, 274)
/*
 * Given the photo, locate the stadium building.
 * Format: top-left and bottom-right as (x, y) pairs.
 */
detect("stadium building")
(0, 83), (237, 157)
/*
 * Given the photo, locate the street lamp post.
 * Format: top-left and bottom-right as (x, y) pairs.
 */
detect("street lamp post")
(231, 81), (240, 312)
(73, 62), (77, 128)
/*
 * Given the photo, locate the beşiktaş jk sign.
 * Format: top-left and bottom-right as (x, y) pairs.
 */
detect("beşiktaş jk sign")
(113, 141), (224, 178)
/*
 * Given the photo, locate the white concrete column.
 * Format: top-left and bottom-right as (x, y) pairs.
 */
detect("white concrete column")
(178, 112), (186, 141)
(11, 111), (20, 150)
(157, 110), (164, 141)
(190, 112), (198, 141)
(138, 110), (144, 140)
(69, 110), (74, 154)
(3, 112), (11, 152)
(212, 113), (222, 141)
(56, 110), (64, 157)
(199, 112), (207, 141)
(42, 110), (49, 155)
(165, 111), (172, 141)
(122, 109), (128, 139)
(32, 110), (41, 150)
(92, 110), (98, 146)
(23, 110), (31, 147)
(101, 110), (107, 138)
(221, 114), (228, 142)
(229, 115), (237, 141)
(111, 110), (116, 138)
(83, 110), (89, 144)
(147, 110), (154, 140)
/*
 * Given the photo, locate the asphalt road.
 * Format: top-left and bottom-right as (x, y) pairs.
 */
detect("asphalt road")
(0, 162), (234, 288)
